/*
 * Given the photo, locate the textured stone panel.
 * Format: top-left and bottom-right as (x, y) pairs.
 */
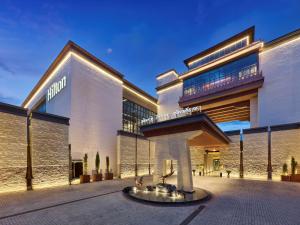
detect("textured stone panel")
(31, 118), (69, 189)
(0, 112), (27, 193)
(117, 134), (155, 178)
(272, 129), (300, 178)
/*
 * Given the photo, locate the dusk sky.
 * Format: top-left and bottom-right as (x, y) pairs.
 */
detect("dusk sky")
(0, 0), (300, 107)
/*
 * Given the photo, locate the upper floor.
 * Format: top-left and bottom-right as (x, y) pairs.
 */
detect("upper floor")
(156, 26), (300, 127)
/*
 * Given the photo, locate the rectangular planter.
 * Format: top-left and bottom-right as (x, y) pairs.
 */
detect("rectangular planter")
(105, 173), (113, 180)
(92, 174), (103, 182)
(281, 175), (290, 182)
(290, 174), (300, 182)
(80, 175), (91, 183)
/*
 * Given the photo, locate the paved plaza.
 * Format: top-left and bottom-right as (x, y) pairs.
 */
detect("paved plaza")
(0, 176), (299, 225)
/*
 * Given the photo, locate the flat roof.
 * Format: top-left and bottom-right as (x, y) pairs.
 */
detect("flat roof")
(183, 26), (255, 67)
(22, 41), (157, 108)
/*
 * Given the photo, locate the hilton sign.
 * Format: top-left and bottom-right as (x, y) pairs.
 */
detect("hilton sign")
(47, 76), (67, 101)
(141, 106), (202, 125)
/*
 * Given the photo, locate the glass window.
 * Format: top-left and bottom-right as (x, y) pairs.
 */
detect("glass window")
(122, 98), (156, 135)
(183, 53), (258, 97)
(189, 38), (249, 69)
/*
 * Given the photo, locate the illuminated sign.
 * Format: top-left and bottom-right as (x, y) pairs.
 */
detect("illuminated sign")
(141, 106), (201, 125)
(47, 76), (67, 101)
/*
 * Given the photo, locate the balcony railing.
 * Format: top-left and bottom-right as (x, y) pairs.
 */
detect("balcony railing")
(180, 65), (263, 103)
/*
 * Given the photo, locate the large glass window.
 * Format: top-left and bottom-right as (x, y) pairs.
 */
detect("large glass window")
(183, 53), (258, 97)
(122, 98), (156, 135)
(189, 38), (248, 69)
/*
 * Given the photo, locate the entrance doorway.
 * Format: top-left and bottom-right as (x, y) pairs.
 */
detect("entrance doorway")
(204, 150), (221, 176)
(72, 160), (83, 178)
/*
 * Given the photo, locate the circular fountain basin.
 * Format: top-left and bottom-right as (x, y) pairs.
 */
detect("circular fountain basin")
(123, 186), (210, 205)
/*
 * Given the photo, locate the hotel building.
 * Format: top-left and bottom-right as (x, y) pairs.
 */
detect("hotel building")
(16, 26), (300, 185)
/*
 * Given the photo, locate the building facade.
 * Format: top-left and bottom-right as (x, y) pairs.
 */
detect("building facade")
(22, 42), (157, 177)
(20, 26), (300, 182)
(156, 26), (300, 128)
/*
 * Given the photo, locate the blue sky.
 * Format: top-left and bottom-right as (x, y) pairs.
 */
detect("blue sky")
(0, 0), (299, 109)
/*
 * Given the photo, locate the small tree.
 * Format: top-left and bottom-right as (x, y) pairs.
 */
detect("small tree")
(282, 163), (288, 175)
(83, 153), (88, 175)
(95, 152), (100, 174)
(291, 157), (298, 175)
(106, 156), (110, 173)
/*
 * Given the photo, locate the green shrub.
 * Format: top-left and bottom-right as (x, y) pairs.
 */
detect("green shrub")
(282, 163), (288, 175)
(106, 156), (110, 173)
(291, 157), (298, 175)
(95, 152), (100, 174)
(83, 153), (88, 175)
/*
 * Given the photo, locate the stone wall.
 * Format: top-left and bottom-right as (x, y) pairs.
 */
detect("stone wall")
(189, 125), (300, 180)
(271, 127), (300, 178)
(0, 103), (70, 193)
(0, 105), (27, 193)
(117, 131), (155, 178)
(117, 124), (300, 181)
(30, 112), (70, 189)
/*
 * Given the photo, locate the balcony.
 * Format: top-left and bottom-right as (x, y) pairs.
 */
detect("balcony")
(179, 66), (264, 107)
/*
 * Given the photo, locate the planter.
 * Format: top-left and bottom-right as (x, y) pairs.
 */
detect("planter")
(281, 175), (290, 182)
(92, 174), (103, 182)
(80, 175), (91, 183)
(290, 174), (300, 182)
(105, 172), (113, 180)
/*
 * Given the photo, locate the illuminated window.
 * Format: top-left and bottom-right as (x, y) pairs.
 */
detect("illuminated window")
(122, 98), (156, 135)
(189, 38), (248, 69)
(183, 53), (258, 97)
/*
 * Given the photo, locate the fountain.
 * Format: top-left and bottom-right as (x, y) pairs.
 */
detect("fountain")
(123, 161), (210, 205)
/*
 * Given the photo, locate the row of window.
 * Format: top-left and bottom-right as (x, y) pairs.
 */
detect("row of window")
(183, 53), (258, 96)
(189, 38), (248, 69)
(122, 98), (156, 135)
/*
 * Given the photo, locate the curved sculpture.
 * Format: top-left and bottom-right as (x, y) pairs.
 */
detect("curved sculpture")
(160, 160), (174, 184)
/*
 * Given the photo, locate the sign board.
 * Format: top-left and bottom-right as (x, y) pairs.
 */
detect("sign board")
(47, 76), (67, 101)
(141, 106), (201, 125)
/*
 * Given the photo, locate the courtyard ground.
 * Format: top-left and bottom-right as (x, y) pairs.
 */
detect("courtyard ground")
(0, 176), (299, 225)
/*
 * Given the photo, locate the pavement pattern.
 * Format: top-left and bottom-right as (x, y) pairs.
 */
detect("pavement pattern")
(0, 176), (299, 225)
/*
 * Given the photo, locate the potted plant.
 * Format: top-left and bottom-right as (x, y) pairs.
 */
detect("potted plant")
(226, 170), (231, 178)
(290, 157), (300, 182)
(281, 163), (290, 181)
(105, 156), (113, 180)
(92, 152), (103, 182)
(80, 153), (90, 183)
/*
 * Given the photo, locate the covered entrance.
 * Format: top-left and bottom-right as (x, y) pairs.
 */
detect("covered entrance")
(141, 113), (230, 192)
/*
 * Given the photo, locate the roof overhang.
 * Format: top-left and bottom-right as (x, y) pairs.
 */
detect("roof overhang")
(22, 41), (157, 108)
(140, 113), (230, 145)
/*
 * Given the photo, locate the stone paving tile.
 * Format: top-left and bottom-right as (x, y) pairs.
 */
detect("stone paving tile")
(0, 177), (138, 218)
(0, 176), (300, 225)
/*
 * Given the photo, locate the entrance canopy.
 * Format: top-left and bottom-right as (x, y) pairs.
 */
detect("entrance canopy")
(141, 113), (230, 146)
(140, 113), (230, 192)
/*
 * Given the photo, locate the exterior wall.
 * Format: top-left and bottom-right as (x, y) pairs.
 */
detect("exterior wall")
(69, 56), (123, 175)
(26, 58), (72, 118)
(0, 110), (27, 193)
(258, 38), (300, 126)
(30, 114), (69, 189)
(221, 132), (269, 179)
(271, 128), (300, 177)
(117, 132), (155, 178)
(156, 72), (178, 87)
(157, 83), (182, 115)
(250, 96), (258, 128)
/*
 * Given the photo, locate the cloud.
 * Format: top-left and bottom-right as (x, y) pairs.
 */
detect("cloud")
(0, 60), (14, 74)
(107, 48), (113, 54)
